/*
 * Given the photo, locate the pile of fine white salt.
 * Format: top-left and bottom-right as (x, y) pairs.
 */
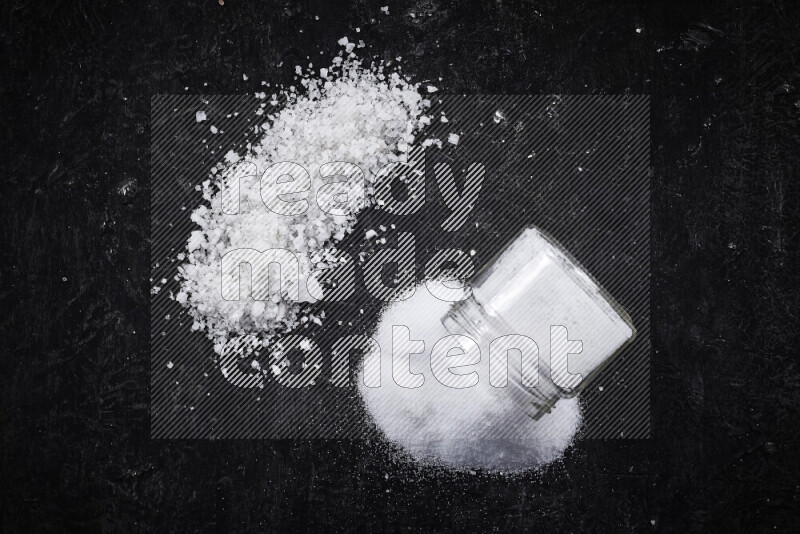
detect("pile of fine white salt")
(175, 48), (427, 353)
(358, 284), (583, 472)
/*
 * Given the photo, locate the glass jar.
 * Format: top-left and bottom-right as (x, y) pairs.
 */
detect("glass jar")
(441, 225), (635, 419)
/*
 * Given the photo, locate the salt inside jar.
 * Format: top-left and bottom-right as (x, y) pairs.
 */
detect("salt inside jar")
(441, 225), (636, 419)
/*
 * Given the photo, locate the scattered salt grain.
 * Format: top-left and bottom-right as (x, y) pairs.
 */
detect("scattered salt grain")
(447, 133), (460, 145)
(195, 111), (207, 123)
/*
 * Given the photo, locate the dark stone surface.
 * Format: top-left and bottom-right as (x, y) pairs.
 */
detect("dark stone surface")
(2, 0), (798, 531)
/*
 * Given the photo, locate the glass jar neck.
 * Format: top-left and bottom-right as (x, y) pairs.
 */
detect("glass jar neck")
(441, 295), (496, 341)
(440, 295), (575, 420)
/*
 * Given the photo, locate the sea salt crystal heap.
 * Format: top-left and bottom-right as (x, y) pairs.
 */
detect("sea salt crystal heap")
(176, 51), (426, 351)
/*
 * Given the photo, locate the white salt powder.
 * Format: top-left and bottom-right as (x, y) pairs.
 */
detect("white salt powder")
(358, 284), (583, 472)
(176, 48), (427, 352)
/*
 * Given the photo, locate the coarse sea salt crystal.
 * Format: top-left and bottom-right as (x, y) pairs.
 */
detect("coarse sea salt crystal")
(176, 49), (427, 351)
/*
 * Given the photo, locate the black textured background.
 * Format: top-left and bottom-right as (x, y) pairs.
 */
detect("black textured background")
(2, 0), (799, 532)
